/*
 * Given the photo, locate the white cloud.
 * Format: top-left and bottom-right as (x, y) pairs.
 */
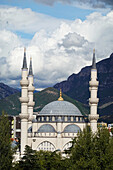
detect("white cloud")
(0, 7), (68, 34)
(70, 11), (113, 59)
(60, 32), (88, 48)
(0, 30), (23, 80)
(0, 7), (113, 88)
(0, 29), (22, 58)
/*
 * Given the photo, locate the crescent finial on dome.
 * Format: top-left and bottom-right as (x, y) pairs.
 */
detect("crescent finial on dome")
(58, 89), (64, 101)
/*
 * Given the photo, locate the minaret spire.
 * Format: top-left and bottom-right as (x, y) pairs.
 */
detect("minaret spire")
(92, 49), (96, 69)
(89, 50), (99, 133)
(28, 57), (35, 129)
(29, 57), (33, 76)
(22, 47), (27, 69)
(19, 47), (29, 155)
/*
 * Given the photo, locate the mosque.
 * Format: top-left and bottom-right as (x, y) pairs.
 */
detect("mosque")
(19, 48), (99, 155)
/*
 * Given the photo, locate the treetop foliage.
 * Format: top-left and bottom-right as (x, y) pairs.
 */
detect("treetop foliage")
(0, 111), (13, 170)
(1, 118), (113, 170)
(14, 127), (113, 170)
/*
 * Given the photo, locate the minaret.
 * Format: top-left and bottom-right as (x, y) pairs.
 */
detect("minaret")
(28, 57), (35, 129)
(19, 47), (29, 155)
(89, 49), (99, 133)
(56, 89), (64, 151)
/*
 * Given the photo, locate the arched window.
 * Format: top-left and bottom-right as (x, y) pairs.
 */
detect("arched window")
(37, 141), (56, 151)
(63, 142), (72, 151)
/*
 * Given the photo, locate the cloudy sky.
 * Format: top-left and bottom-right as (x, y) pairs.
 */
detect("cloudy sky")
(0, 0), (113, 89)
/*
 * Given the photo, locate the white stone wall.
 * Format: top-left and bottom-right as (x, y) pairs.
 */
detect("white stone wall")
(27, 121), (86, 152)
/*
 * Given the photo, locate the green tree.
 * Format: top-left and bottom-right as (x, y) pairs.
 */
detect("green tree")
(15, 145), (68, 170)
(67, 127), (113, 170)
(93, 127), (113, 170)
(105, 135), (113, 169)
(0, 111), (13, 170)
(69, 126), (97, 170)
(14, 145), (37, 170)
(34, 150), (64, 170)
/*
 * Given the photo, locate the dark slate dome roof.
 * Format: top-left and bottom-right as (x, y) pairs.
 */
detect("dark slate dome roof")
(39, 101), (82, 116)
(38, 124), (56, 133)
(63, 124), (81, 133)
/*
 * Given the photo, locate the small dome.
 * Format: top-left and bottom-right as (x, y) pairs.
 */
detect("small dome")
(39, 101), (82, 116)
(63, 124), (81, 133)
(38, 124), (56, 133)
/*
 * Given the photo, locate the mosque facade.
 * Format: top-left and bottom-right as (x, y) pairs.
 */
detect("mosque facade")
(19, 48), (99, 155)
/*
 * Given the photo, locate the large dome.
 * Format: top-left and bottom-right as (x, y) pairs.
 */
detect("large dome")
(39, 100), (82, 116)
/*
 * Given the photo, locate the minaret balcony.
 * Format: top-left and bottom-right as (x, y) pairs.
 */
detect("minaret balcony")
(20, 80), (29, 86)
(20, 97), (29, 103)
(89, 80), (99, 87)
(28, 101), (35, 107)
(89, 114), (99, 121)
(89, 98), (99, 104)
(19, 113), (29, 120)
(28, 86), (35, 92)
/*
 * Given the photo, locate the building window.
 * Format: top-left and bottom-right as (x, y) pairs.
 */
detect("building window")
(49, 117), (52, 121)
(62, 116), (64, 121)
(37, 141), (55, 151)
(68, 117), (71, 121)
(63, 142), (72, 151)
(55, 116), (58, 121)
(73, 117), (76, 122)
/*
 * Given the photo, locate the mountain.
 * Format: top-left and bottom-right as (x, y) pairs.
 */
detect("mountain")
(54, 53), (113, 105)
(1, 54), (113, 123)
(0, 83), (19, 99)
(54, 53), (113, 123)
(0, 87), (89, 117)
